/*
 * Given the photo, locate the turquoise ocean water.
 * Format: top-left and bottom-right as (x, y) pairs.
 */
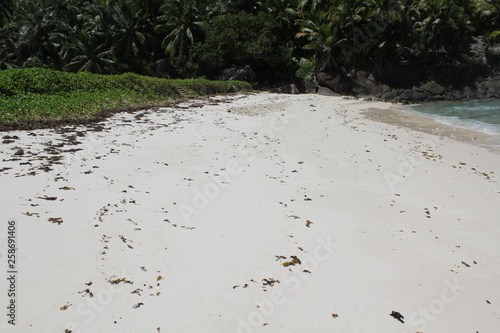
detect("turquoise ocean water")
(406, 100), (500, 151)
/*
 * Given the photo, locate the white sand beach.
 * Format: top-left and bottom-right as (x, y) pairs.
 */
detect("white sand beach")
(1, 92), (499, 333)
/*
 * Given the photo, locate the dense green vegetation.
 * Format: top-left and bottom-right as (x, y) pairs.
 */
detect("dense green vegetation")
(306, 0), (499, 77)
(0, 0), (499, 84)
(0, 68), (251, 127)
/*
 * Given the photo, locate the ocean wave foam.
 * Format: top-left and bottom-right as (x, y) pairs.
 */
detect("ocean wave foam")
(434, 116), (500, 136)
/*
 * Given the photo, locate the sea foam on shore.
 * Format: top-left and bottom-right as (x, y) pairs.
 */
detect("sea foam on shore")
(406, 101), (500, 151)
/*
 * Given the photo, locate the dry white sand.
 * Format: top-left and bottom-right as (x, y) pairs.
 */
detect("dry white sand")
(0, 93), (499, 333)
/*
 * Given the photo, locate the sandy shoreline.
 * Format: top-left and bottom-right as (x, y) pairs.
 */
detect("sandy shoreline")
(1, 92), (499, 332)
(361, 102), (500, 154)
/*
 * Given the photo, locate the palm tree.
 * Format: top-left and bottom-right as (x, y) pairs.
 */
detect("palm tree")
(296, 0), (410, 71)
(156, 0), (208, 58)
(63, 30), (115, 73)
(105, 0), (151, 72)
(0, 25), (17, 69)
(408, 0), (471, 64)
(138, 0), (163, 18)
(7, 0), (83, 69)
(0, 0), (13, 25)
(296, 9), (340, 71)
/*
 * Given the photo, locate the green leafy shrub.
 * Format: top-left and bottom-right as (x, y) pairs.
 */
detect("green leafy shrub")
(0, 68), (252, 127)
(296, 58), (317, 82)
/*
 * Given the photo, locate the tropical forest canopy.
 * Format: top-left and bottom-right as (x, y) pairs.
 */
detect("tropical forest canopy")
(0, 0), (499, 85)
